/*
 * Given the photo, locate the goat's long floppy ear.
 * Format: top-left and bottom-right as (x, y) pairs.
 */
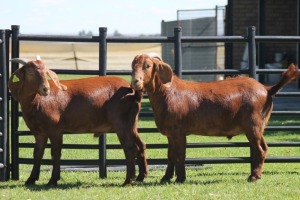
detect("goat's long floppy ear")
(8, 68), (24, 101)
(46, 69), (68, 91)
(154, 58), (173, 87)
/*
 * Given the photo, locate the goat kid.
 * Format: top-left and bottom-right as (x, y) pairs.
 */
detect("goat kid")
(131, 54), (300, 183)
(8, 57), (148, 186)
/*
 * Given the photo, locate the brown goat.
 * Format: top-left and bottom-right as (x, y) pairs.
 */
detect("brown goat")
(130, 54), (300, 183)
(8, 57), (148, 186)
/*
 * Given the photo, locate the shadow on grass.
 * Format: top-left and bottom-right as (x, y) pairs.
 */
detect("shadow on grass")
(263, 170), (300, 176)
(194, 171), (249, 177)
(6, 170), (297, 190)
(126, 179), (223, 187)
(0, 181), (89, 191)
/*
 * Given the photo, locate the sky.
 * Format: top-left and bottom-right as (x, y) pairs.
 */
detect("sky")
(1, 0), (227, 36)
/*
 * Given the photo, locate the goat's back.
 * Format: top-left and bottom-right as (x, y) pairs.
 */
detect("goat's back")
(25, 76), (137, 134)
(151, 76), (271, 137)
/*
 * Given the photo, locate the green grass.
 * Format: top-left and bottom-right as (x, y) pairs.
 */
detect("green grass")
(1, 164), (300, 200)
(2, 76), (300, 199)
(2, 114), (300, 199)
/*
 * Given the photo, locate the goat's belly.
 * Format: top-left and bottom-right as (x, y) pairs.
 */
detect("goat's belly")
(63, 122), (114, 133)
(188, 126), (243, 137)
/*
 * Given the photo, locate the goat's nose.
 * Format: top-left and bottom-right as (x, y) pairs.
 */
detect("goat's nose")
(42, 86), (50, 95)
(133, 79), (139, 84)
(43, 87), (49, 93)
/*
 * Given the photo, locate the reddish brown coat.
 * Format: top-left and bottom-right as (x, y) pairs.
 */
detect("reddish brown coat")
(131, 54), (299, 183)
(8, 59), (148, 186)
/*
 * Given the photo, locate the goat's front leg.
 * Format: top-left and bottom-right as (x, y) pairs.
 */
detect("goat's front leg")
(161, 136), (176, 183)
(134, 130), (148, 182)
(25, 134), (48, 185)
(48, 134), (63, 186)
(174, 134), (187, 183)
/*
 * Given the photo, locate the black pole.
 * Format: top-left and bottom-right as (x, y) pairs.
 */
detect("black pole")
(297, 0), (300, 88)
(99, 27), (107, 77)
(0, 29), (9, 181)
(174, 27), (182, 78)
(5, 29), (10, 181)
(247, 26), (256, 79)
(98, 27), (107, 179)
(247, 26), (257, 173)
(5, 29), (11, 179)
(11, 25), (20, 180)
(225, 0), (233, 69)
(258, 0), (266, 83)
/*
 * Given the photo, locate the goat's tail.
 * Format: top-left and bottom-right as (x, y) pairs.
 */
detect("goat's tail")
(267, 63), (300, 96)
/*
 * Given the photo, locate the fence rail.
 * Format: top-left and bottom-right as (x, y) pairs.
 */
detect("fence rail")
(0, 25), (299, 181)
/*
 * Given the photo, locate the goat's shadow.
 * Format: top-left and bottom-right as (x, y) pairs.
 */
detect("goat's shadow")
(0, 177), (223, 191)
(25, 182), (83, 191)
(2, 170), (297, 190)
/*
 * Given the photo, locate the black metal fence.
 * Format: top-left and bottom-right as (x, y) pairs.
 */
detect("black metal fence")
(0, 29), (10, 181)
(0, 25), (299, 181)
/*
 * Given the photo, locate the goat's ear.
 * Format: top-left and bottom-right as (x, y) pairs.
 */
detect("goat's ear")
(46, 69), (68, 91)
(8, 68), (24, 101)
(154, 59), (173, 87)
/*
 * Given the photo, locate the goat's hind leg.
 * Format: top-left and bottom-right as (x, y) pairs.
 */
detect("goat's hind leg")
(246, 129), (268, 182)
(25, 134), (48, 185)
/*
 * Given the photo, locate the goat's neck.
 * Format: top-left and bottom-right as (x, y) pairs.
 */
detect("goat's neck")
(146, 76), (168, 110)
(18, 91), (40, 114)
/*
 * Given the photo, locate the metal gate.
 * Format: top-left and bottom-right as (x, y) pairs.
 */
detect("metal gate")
(1, 26), (300, 181)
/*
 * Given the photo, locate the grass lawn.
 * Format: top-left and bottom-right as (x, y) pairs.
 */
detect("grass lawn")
(1, 75), (299, 200)
(1, 115), (299, 200)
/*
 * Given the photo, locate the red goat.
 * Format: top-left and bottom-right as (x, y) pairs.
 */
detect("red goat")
(130, 54), (299, 183)
(8, 57), (148, 186)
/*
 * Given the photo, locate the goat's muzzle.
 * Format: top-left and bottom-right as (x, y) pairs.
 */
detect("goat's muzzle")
(131, 78), (143, 91)
(38, 84), (50, 96)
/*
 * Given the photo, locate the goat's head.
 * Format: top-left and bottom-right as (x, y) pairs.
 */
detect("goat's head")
(131, 54), (173, 91)
(8, 56), (67, 101)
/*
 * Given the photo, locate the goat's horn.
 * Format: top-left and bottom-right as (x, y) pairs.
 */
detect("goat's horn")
(36, 55), (42, 61)
(146, 53), (162, 61)
(9, 58), (27, 65)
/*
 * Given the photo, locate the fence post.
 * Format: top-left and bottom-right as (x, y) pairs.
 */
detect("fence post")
(5, 29), (10, 181)
(174, 27), (182, 78)
(99, 27), (107, 179)
(247, 26), (257, 175)
(0, 29), (9, 181)
(247, 26), (256, 79)
(298, 0), (300, 88)
(11, 25), (20, 180)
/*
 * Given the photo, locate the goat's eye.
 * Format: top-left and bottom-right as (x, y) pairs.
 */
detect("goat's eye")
(145, 65), (151, 69)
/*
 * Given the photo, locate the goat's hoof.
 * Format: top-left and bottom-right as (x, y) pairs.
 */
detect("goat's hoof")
(122, 178), (133, 186)
(122, 181), (132, 187)
(160, 176), (171, 184)
(47, 181), (58, 187)
(136, 174), (145, 182)
(247, 175), (261, 182)
(25, 179), (36, 186)
(175, 177), (186, 184)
